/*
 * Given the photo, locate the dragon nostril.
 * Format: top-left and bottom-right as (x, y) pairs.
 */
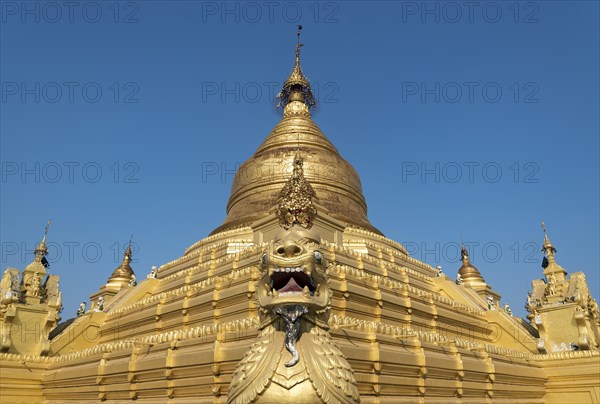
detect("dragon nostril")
(284, 243), (302, 257)
(276, 247), (285, 255)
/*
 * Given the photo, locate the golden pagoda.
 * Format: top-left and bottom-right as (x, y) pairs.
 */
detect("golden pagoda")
(1, 31), (599, 404)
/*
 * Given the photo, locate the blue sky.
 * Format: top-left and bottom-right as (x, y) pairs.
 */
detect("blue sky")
(1, 1), (598, 320)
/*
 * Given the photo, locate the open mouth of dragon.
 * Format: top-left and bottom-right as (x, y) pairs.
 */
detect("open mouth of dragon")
(269, 267), (317, 297)
(265, 267), (320, 297)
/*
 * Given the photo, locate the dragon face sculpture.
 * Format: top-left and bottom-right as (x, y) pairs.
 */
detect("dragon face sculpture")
(227, 226), (360, 404)
(257, 226), (330, 319)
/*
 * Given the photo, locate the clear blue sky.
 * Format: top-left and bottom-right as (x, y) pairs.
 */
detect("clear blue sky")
(1, 1), (598, 320)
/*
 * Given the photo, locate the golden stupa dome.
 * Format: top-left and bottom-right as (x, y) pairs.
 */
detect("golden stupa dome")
(211, 36), (379, 235)
(458, 244), (485, 282)
(107, 243), (134, 285)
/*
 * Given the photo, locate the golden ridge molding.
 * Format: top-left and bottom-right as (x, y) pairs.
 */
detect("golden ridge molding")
(8, 314), (594, 368)
(344, 226), (410, 255)
(108, 266), (257, 317)
(107, 255), (482, 320)
(331, 264), (485, 317)
(184, 226), (253, 255)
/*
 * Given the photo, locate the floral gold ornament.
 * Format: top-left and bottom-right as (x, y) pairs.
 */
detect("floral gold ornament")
(276, 154), (318, 230)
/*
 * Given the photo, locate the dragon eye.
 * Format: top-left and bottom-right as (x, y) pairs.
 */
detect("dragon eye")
(314, 251), (322, 265)
(261, 253), (267, 265)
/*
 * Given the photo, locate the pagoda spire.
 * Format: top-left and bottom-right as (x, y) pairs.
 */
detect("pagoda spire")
(539, 221), (567, 285)
(107, 238), (134, 284)
(457, 242), (485, 284)
(541, 220), (557, 264)
(34, 220), (51, 268)
(276, 25), (316, 116)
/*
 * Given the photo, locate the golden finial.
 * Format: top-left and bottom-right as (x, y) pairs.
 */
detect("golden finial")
(276, 25), (316, 114)
(124, 235), (133, 261)
(276, 153), (317, 230)
(459, 235), (471, 263)
(541, 220), (557, 256)
(108, 235), (135, 283)
(458, 239), (485, 283)
(460, 242), (469, 263)
(35, 220), (51, 257)
(29, 219), (51, 268)
(295, 24), (304, 66)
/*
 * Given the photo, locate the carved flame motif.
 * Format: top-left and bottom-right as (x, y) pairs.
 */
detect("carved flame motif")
(276, 155), (317, 230)
(227, 226), (360, 404)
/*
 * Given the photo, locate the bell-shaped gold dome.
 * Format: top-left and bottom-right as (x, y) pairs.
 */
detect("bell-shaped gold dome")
(458, 244), (485, 283)
(107, 243), (134, 285)
(211, 40), (379, 235)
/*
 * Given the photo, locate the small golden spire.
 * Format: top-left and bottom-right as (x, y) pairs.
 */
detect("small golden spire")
(460, 243), (470, 264)
(35, 220), (51, 253)
(541, 220), (557, 266)
(276, 25), (316, 114)
(107, 237), (135, 283)
(34, 220), (51, 266)
(276, 153), (318, 230)
(542, 220), (556, 257)
(125, 235), (133, 260)
(458, 241), (485, 283)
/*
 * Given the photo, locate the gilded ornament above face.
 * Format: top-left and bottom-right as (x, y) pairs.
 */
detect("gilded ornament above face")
(258, 226), (331, 316)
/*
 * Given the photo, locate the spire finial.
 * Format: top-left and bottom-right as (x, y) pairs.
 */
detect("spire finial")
(34, 220), (51, 263)
(460, 235), (470, 263)
(26, 220), (52, 269)
(457, 239), (485, 284)
(276, 26), (315, 115)
(541, 220), (557, 258)
(125, 235), (133, 260)
(460, 242), (470, 264)
(107, 235), (135, 284)
(296, 24), (303, 61)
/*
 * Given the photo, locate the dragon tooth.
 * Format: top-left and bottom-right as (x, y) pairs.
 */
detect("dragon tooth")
(286, 267), (291, 273)
(264, 283), (272, 296)
(273, 290), (279, 298)
(303, 286), (310, 297)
